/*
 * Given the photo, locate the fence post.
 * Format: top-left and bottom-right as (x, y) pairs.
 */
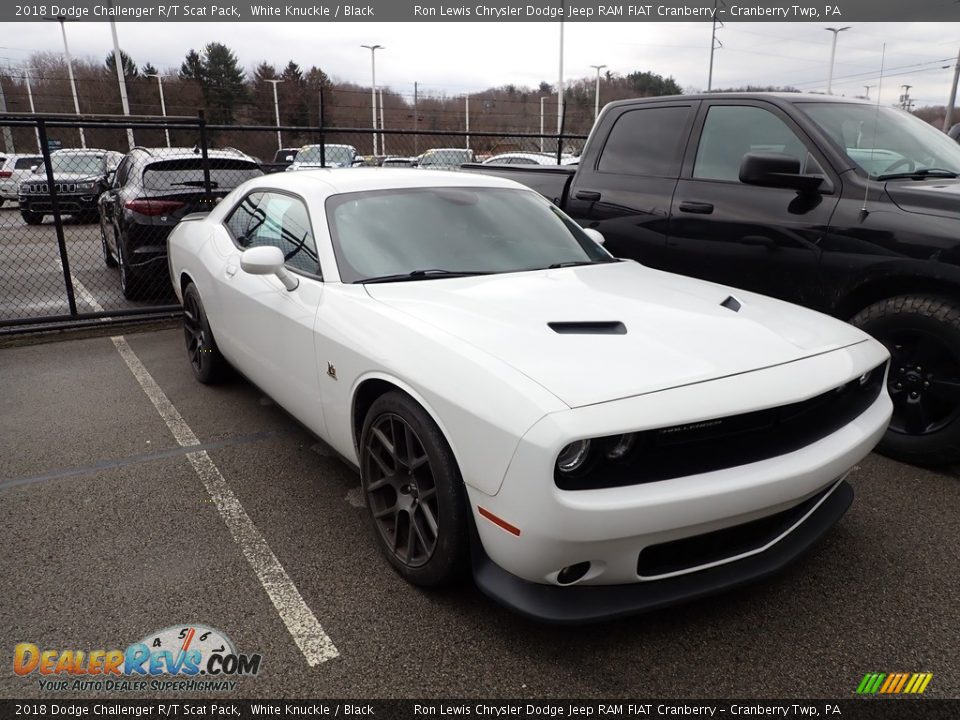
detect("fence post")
(36, 119), (78, 317)
(197, 110), (212, 198)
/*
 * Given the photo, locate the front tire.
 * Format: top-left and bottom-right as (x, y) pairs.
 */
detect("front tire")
(360, 391), (470, 586)
(182, 283), (226, 384)
(852, 294), (960, 466)
(21, 209), (42, 225)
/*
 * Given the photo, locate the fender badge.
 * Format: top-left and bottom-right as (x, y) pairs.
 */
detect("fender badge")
(326, 362), (337, 380)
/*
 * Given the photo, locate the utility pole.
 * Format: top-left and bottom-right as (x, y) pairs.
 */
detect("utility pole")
(943, 47), (960, 131)
(708, 0), (724, 91)
(540, 96), (546, 153)
(0, 79), (15, 153)
(900, 84), (913, 111)
(109, 19), (135, 150)
(413, 81), (419, 155)
(465, 95), (470, 150)
(826, 26), (851, 95)
(265, 78), (284, 150)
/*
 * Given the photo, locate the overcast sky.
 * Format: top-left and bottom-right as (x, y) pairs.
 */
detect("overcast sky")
(3, 21), (958, 107)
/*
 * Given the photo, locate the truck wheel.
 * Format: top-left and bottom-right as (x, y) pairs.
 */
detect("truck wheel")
(360, 391), (470, 587)
(852, 295), (960, 466)
(21, 210), (42, 225)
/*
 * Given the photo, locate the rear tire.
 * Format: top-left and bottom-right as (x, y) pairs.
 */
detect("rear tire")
(182, 283), (227, 384)
(851, 294), (960, 466)
(117, 238), (147, 301)
(360, 391), (470, 587)
(21, 210), (42, 225)
(100, 224), (118, 268)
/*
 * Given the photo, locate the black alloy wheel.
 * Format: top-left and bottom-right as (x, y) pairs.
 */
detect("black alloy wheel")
(360, 392), (469, 586)
(852, 294), (960, 465)
(182, 283), (226, 384)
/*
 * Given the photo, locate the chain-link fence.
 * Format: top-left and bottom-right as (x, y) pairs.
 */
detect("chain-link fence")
(0, 113), (586, 333)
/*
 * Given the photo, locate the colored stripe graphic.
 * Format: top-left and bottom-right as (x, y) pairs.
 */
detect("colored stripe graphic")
(856, 672), (932, 694)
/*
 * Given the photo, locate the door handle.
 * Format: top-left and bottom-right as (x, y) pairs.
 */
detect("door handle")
(575, 190), (601, 201)
(678, 201), (714, 214)
(740, 235), (778, 249)
(225, 264), (237, 277)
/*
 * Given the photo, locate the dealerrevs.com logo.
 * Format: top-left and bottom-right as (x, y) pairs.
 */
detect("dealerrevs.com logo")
(13, 624), (262, 693)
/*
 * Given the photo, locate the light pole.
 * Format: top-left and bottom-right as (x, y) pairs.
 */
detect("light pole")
(540, 96), (546, 153)
(379, 88), (386, 155)
(361, 44), (384, 156)
(863, 84), (874, 100)
(265, 79), (284, 150)
(108, 19), (135, 149)
(590, 64), (607, 119)
(24, 68), (42, 152)
(51, 16), (85, 148)
(144, 73), (171, 147)
(557, 20), (564, 139)
(825, 26), (851, 95)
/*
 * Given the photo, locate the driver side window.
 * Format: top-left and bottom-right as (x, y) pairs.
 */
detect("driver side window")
(225, 192), (321, 277)
(694, 105), (819, 182)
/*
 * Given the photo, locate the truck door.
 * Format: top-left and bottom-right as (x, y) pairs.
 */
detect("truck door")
(665, 100), (839, 309)
(565, 102), (697, 269)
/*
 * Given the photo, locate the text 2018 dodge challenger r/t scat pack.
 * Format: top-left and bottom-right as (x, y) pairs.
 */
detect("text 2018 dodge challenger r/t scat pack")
(168, 169), (892, 623)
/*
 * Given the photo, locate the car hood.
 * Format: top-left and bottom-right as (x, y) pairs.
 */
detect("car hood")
(25, 172), (100, 183)
(364, 262), (870, 408)
(885, 178), (960, 219)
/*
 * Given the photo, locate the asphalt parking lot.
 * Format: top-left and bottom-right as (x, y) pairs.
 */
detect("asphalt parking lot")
(1, 325), (959, 700)
(0, 205), (174, 324)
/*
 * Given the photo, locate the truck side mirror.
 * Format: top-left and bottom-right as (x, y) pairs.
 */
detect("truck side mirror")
(739, 152), (824, 193)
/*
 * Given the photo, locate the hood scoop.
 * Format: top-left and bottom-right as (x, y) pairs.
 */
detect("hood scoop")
(720, 296), (742, 313)
(548, 321), (627, 335)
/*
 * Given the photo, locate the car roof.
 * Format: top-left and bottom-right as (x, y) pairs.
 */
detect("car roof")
(249, 167), (521, 196)
(603, 92), (875, 110)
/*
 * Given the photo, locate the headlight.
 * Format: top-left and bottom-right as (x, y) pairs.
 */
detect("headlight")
(556, 440), (591, 473)
(604, 433), (636, 460)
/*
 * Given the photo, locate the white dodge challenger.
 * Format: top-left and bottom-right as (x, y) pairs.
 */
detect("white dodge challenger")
(168, 169), (892, 623)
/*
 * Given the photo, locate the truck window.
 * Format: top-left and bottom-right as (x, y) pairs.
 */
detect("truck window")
(694, 105), (810, 182)
(597, 106), (692, 177)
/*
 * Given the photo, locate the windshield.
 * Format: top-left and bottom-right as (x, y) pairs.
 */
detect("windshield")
(326, 187), (613, 283)
(420, 150), (471, 167)
(799, 102), (960, 178)
(297, 145), (355, 165)
(50, 154), (104, 175)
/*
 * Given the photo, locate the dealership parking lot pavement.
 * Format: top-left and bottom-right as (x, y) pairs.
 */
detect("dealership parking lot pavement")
(1, 327), (959, 699)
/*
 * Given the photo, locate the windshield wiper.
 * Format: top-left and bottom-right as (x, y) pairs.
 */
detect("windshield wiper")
(876, 168), (959, 181)
(545, 260), (608, 269)
(357, 269), (494, 284)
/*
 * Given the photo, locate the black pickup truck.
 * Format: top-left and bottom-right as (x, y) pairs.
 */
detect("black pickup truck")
(465, 92), (960, 466)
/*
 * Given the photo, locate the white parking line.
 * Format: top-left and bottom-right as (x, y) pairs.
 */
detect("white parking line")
(109, 333), (340, 666)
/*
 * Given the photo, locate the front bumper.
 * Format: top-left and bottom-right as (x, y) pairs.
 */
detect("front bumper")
(472, 479), (853, 624)
(19, 194), (98, 215)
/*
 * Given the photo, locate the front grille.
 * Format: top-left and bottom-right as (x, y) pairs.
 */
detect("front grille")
(637, 482), (835, 577)
(555, 362), (885, 490)
(22, 182), (81, 194)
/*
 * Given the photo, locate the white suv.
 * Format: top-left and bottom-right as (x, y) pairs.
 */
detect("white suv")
(0, 153), (43, 206)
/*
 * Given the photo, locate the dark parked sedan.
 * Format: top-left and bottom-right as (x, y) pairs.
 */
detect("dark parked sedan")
(99, 147), (263, 300)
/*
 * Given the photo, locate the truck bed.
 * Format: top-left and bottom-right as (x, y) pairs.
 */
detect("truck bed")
(460, 163), (576, 207)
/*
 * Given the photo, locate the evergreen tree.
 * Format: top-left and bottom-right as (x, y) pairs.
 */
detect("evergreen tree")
(105, 49), (138, 79)
(179, 49), (204, 82)
(141, 62), (158, 77)
(201, 42), (246, 124)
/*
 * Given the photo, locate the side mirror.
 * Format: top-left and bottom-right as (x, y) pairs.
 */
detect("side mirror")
(240, 245), (298, 291)
(739, 152), (824, 192)
(582, 228), (605, 246)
